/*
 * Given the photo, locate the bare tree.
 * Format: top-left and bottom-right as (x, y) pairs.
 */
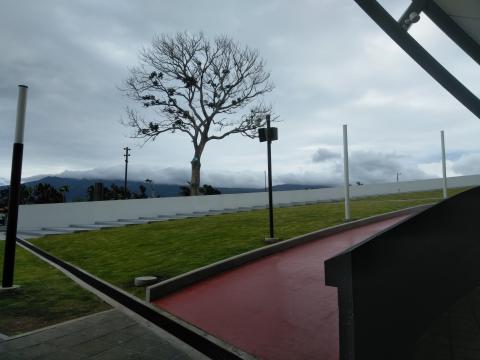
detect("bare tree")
(123, 32), (274, 195)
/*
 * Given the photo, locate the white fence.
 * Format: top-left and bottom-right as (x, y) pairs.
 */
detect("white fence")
(17, 174), (480, 230)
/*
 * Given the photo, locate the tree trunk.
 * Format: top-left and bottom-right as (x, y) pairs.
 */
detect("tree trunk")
(190, 156), (202, 196)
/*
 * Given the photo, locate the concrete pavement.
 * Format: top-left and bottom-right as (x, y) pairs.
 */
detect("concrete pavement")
(0, 309), (205, 360)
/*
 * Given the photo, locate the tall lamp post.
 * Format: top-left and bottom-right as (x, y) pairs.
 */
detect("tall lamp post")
(258, 114), (278, 242)
(123, 147), (131, 199)
(2, 85), (28, 289)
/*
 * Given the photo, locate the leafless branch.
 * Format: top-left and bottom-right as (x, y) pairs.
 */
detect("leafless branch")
(122, 31), (275, 149)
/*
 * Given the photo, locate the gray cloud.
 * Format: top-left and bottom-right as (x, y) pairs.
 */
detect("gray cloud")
(56, 166), (266, 188)
(347, 151), (430, 184)
(312, 148), (340, 162)
(451, 153), (480, 175)
(1, 0), (479, 185)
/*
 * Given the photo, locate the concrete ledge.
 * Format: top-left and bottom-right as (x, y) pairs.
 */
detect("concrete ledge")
(147, 204), (431, 302)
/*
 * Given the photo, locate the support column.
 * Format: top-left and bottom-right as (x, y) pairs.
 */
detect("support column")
(343, 124), (351, 221)
(441, 130), (448, 199)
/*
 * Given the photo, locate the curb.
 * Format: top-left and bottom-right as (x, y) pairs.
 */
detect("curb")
(16, 238), (254, 360)
(147, 204), (432, 301)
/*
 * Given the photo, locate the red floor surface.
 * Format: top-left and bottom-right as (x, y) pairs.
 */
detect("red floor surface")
(153, 216), (407, 360)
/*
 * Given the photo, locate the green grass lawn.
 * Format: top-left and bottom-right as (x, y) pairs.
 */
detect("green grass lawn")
(0, 246), (110, 335)
(32, 188), (466, 298)
(0, 187), (468, 335)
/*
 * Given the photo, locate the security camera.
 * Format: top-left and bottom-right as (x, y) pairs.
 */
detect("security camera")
(408, 11), (420, 24)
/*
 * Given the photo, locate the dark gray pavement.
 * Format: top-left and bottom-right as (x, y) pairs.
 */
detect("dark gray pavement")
(0, 309), (206, 359)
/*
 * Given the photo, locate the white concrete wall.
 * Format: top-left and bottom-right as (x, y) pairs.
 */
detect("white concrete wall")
(17, 174), (480, 230)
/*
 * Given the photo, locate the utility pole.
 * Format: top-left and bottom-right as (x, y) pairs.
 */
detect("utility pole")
(266, 115), (274, 239)
(258, 114), (278, 242)
(2, 85), (28, 289)
(123, 147), (131, 199)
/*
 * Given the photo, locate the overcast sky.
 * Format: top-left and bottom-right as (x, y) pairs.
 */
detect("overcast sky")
(1, 0), (479, 187)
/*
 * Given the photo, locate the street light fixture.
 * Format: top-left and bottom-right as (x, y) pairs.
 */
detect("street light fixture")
(123, 147), (131, 199)
(258, 114), (278, 242)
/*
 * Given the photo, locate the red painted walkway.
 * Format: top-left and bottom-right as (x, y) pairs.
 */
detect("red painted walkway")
(153, 216), (407, 359)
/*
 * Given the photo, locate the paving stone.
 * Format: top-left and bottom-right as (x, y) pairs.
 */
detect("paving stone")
(101, 315), (137, 330)
(88, 346), (152, 360)
(122, 333), (162, 352)
(76, 325), (119, 341)
(0, 352), (22, 360)
(0, 335), (43, 351)
(35, 348), (87, 360)
(15, 342), (58, 359)
(69, 338), (113, 357)
(0, 310), (199, 360)
(118, 325), (151, 339)
(142, 343), (186, 358)
(51, 331), (101, 348)
(20, 327), (73, 343)
(82, 310), (117, 323)
(96, 330), (137, 347)
(171, 352), (200, 360)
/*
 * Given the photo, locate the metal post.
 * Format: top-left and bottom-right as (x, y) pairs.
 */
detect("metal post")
(441, 130), (448, 199)
(264, 171), (267, 192)
(2, 85), (28, 288)
(266, 115), (274, 239)
(123, 147), (130, 199)
(343, 124), (351, 221)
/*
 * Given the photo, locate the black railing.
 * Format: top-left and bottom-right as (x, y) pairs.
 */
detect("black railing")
(325, 186), (480, 359)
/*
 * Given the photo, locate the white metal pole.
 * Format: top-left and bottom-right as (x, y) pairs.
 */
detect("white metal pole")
(2, 85), (28, 288)
(343, 124), (351, 221)
(441, 130), (448, 199)
(14, 85), (28, 144)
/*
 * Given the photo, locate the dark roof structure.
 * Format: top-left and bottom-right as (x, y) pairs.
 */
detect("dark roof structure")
(354, 0), (480, 117)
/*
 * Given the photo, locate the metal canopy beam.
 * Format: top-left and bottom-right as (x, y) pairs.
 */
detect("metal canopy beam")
(354, 0), (480, 119)
(424, 1), (480, 66)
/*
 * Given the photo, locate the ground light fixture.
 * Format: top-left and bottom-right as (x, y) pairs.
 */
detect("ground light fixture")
(258, 114), (278, 242)
(2, 85), (28, 289)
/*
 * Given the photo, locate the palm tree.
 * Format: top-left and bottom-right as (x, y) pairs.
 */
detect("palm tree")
(145, 179), (155, 198)
(59, 185), (70, 203)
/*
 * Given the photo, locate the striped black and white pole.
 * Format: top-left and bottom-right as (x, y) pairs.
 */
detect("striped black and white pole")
(2, 85), (28, 288)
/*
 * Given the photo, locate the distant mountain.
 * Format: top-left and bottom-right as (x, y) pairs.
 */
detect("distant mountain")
(1, 176), (331, 202)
